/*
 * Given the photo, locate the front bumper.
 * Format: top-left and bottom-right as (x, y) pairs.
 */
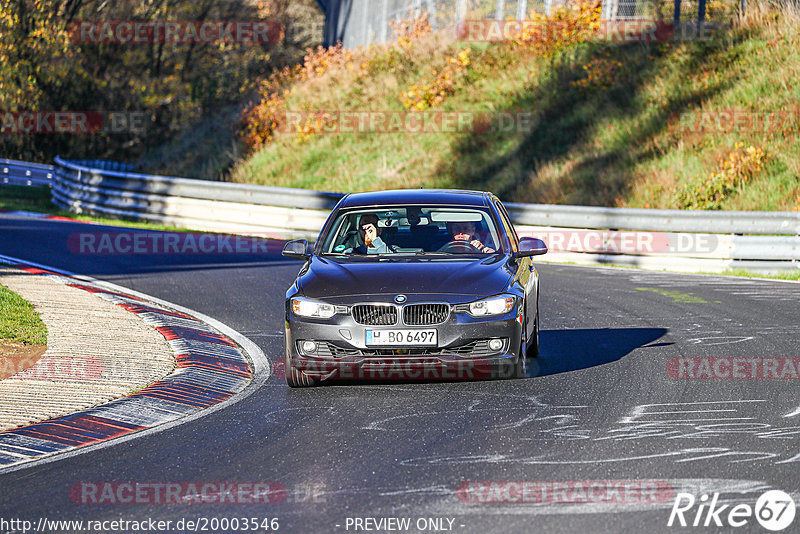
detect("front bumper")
(288, 353), (519, 382)
(285, 310), (523, 383)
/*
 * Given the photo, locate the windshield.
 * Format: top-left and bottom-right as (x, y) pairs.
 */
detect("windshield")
(320, 206), (503, 256)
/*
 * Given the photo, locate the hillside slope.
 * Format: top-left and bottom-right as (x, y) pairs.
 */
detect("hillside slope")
(233, 2), (799, 211)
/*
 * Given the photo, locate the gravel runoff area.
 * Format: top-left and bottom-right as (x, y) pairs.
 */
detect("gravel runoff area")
(0, 266), (175, 431)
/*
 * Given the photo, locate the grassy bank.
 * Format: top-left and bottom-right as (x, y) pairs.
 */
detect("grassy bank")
(233, 2), (800, 212)
(0, 284), (47, 345)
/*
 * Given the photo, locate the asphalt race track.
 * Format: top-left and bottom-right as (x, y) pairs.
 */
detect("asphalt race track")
(1, 213), (798, 533)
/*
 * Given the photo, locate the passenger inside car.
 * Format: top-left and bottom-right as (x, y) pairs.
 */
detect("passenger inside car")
(344, 214), (394, 254)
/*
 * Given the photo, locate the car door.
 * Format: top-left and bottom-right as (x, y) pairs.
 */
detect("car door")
(493, 199), (536, 343)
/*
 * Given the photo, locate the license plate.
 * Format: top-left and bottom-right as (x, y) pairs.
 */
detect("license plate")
(366, 329), (437, 346)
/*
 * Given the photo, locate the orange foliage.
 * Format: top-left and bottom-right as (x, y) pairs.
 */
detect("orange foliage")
(241, 44), (359, 148)
(571, 57), (624, 90)
(513, 0), (603, 54)
(399, 49), (471, 110)
(390, 8), (433, 49)
(676, 143), (768, 209)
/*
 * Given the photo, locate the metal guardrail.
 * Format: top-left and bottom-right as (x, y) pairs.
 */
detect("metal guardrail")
(1, 159), (54, 187)
(51, 157), (337, 238)
(505, 203), (800, 236)
(53, 157), (343, 210)
(9, 156), (799, 274)
(68, 159), (140, 173)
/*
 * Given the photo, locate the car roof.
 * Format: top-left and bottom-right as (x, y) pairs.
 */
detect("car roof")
(338, 189), (491, 209)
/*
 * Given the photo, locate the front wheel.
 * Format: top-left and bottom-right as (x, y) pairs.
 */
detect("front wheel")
(528, 308), (540, 358)
(511, 337), (527, 379)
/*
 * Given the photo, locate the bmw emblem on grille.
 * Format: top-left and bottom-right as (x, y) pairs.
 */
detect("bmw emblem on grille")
(394, 294), (407, 304)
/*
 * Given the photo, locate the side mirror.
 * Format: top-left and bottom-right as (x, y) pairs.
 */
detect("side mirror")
(282, 239), (311, 260)
(516, 237), (548, 257)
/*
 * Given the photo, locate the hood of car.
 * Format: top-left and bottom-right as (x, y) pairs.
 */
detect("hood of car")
(298, 256), (513, 298)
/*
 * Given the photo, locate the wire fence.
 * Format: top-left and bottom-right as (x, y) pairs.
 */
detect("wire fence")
(331, 0), (740, 48)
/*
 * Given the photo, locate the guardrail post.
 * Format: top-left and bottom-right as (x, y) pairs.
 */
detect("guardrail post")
(796, 231), (799, 267)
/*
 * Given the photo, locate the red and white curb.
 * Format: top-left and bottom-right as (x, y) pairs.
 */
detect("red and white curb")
(0, 254), (269, 473)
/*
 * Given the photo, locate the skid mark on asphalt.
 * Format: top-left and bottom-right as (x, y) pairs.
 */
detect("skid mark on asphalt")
(294, 478), (793, 519)
(685, 336), (755, 345)
(623, 272), (800, 302)
(237, 330), (284, 338)
(613, 318), (800, 346)
(399, 449), (781, 466)
(361, 395), (586, 432)
(261, 478), (799, 518)
(353, 399), (800, 466)
(616, 400), (766, 424)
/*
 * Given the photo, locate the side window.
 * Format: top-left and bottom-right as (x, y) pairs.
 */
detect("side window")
(494, 201), (519, 253)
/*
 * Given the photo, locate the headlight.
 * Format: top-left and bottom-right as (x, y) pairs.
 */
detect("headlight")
(291, 297), (336, 319)
(468, 295), (515, 317)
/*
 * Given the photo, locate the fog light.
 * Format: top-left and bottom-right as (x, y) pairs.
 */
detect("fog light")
(488, 338), (503, 352)
(301, 341), (317, 354)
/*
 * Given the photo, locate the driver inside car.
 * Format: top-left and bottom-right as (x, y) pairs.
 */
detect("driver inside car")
(445, 221), (495, 253)
(345, 214), (394, 254)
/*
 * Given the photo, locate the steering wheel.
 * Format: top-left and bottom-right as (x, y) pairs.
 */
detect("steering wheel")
(438, 240), (481, 253)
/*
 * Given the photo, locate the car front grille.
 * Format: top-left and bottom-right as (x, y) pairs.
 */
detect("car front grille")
(403, 303), (449, 325)
(310, 340), (503, 358)
(352, 304), (398, 326)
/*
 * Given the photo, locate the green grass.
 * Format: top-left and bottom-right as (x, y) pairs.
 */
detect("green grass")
(635, 287), (709, 303)
(0, 186), (53, 213)
(0, 186), (193, 232)
(0, 284), (47, 345)
(231, 6), (800, 212)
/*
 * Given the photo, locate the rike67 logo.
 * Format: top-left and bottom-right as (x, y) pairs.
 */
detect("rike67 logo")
(668, 490), (796, 531)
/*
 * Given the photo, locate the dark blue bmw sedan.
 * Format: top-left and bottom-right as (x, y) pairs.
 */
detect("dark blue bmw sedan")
(281, 189), (547, 387)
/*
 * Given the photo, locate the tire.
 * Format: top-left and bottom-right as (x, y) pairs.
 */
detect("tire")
(285, 352), (319, 388)
(512, 336), (527, 379)
(528, 307), (540, 358)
